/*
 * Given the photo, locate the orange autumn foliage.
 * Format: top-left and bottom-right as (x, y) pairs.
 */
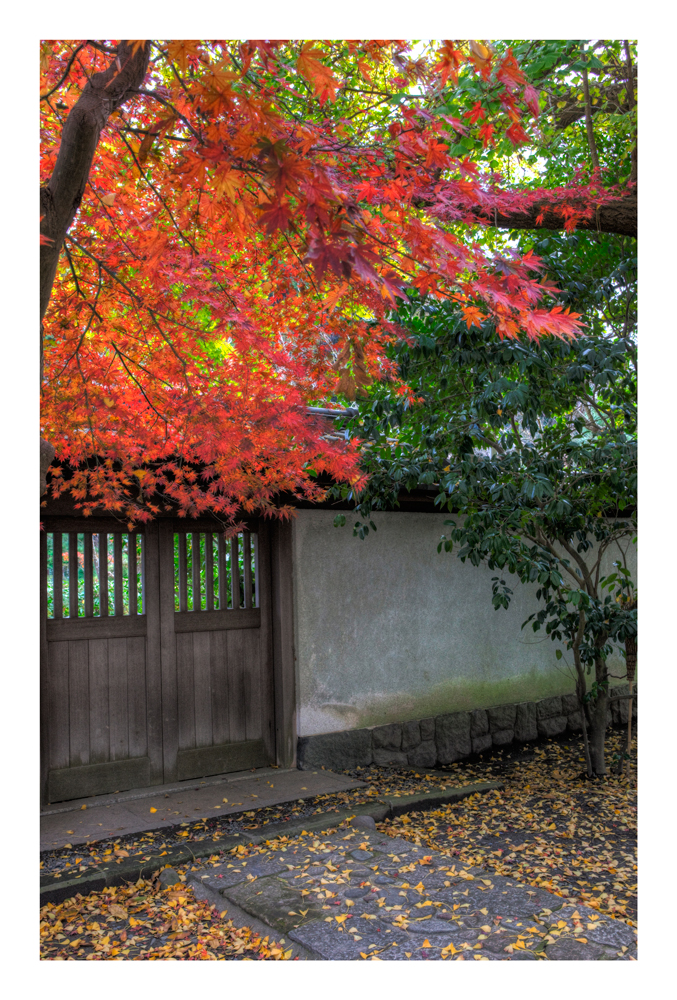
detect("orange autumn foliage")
(40, 40), (612, 526)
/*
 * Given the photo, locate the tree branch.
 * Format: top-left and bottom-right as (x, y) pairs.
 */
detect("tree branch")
(40, 41), (152, 325)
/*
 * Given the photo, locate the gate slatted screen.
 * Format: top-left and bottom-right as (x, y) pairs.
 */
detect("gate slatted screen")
(42, 520), (274, 804)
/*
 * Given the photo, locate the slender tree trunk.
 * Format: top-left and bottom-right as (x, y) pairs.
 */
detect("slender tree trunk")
(572, 610), (593, 778)
(588, 642), (610, 775)
(625, 629), (637, 782)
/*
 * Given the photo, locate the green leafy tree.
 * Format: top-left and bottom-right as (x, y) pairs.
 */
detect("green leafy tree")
(329, 38), (637, 776)
(331, 234), (636, 775)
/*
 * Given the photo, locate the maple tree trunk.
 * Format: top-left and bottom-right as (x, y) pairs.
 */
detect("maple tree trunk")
(40, 41), (151, 323)
(40, 41), (150, 496)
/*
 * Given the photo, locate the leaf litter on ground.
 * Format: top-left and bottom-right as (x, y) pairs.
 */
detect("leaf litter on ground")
(40, 729), (636, 959)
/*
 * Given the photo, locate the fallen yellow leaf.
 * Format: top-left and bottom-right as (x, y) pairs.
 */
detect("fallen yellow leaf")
(150, 807), (157, 813)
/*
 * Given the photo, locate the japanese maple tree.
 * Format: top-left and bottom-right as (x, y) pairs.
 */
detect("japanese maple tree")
(40, 39), (634, 528)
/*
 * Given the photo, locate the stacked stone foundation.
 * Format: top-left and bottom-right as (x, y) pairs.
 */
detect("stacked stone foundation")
(297, 685), (637, 771)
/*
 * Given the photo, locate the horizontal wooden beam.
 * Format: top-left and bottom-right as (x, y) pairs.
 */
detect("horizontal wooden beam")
(173, 608), (260, 633)
(47, 616), (147, 641)
(176, 740), (268, 781)
(48, 757), (151, 803)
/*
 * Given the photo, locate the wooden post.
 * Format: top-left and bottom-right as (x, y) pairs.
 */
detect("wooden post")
(270, 519), (296, 768)
(40, 530), (49, 805)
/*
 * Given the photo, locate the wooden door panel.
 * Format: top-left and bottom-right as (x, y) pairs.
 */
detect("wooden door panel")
(47, 641), (70, 771)
(209, 630), (230, 746)
(88, 638), (109, 764)
(68, 639), (90, 767)
(226, 628), (248, 744)
(127, 636), (148, 759)
(170, 523), (275, 779)
(176, 631), (196, 751)
(192, 632), (213, 748)
(48, 757), (151, 803)
(108, 637), (130, 761)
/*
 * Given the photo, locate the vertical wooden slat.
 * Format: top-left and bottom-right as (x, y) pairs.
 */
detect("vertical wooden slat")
(88, 639), (109, 764)
(226, 629), (247, 743)
(217, 534), (226, 610)
(53, 533), (63, 620)
(243, 532), (252, 609)
(84, 534), (94, 618)
(253, 532), (259, 609)
(68, 640), (90, 767)
(210, 630), (229, 746)
(231, 535), (241, 609)
(129, 533), (138, 616)
(256, 522), (275, 763)
(178, 533), (187, 612)
(47, 641), (70, 772)
(243, 630), (262, 741)
(177, 633), (196, 750)
(143, 521), (164, 785)
(108, 637), (129, 760)
(127, 636), (147, 758)
(205, 532), (214, 611)
(192, 533), (201, 611)
(114, 532), (123, 616)
(99, 533), (109, 617)
(159, 521), (179, 782)
(193, 632), (213, 748)
(69, 532), (78, 618)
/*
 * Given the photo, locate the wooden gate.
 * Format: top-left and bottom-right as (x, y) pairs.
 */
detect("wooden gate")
(40, 515), (284, 804)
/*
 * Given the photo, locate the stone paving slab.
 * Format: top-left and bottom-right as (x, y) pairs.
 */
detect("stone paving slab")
(187, 827), (637, 961)
(40, 767), (366, 851)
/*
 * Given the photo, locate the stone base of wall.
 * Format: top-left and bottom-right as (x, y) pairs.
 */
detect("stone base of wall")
(297, 688), (637, 771)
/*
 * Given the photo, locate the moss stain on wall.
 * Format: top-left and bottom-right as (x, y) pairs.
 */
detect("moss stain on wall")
(307, 669), (575, 733)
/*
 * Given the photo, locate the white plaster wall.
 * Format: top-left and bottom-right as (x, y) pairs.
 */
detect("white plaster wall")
(291, 509), (635, 737)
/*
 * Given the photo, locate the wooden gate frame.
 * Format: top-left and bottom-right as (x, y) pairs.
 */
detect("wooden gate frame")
(40, 505), (297, 806)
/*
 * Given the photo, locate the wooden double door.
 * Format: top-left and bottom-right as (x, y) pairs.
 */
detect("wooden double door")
(40, 516), (284, 805)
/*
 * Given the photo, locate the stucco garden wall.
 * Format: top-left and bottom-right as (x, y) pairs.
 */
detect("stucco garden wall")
(291, 509), (635, 739)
